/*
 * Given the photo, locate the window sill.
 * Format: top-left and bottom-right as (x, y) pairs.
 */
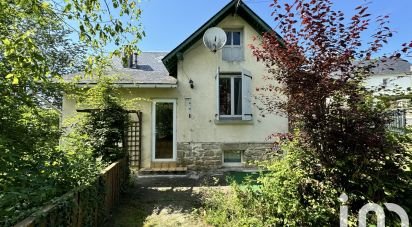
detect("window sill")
(222, 59), (245, 62)
(223, 162), (245, 167)
(214, 119), (253, 125)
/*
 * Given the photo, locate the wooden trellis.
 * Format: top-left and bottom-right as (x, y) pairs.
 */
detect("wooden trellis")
(127, 112), (142, 168)
(76, 109), (142, 169)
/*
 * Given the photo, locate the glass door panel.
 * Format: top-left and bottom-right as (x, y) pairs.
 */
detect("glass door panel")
(154, 102), (174, 159)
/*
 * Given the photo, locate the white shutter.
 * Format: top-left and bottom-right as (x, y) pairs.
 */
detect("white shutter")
(222, 47), (231, 61)
(242, 69), (252, 121)
(232, 47), (242, 61)
(222, 46), (243, 61)
(216, 67), (220, 120)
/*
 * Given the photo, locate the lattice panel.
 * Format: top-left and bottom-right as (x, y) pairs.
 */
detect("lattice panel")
(127, 120), (141, 167)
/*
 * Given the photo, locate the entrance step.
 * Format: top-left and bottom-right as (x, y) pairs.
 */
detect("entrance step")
(139, 162), (188, 175)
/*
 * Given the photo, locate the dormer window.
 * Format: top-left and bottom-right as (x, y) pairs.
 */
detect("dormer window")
(223, 30), (244, 62)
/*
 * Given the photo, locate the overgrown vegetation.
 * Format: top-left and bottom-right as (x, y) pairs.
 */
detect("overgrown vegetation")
(204, 0), (412, 226)
(0, 77), (132, 226)
(65, 77), (132, 164)
(204, 137), (339, 226)
(1, 0), (143, 225)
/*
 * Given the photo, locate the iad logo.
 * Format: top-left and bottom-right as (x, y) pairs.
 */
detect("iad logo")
(339, 193), (409, 227)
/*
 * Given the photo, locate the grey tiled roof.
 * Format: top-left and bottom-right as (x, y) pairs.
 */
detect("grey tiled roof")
(63, 52), (177, 85)
(367, 58), (412, 75)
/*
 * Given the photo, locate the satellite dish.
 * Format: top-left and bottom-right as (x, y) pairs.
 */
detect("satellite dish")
(203, 27), (227, 52)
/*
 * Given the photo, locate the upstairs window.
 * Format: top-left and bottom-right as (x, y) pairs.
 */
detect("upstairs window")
(216, 69), (253, 121)
(219, 74), (242, 117)
(223, 30), (244, 62)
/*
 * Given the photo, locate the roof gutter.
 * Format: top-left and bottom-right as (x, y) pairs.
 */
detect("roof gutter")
(76, 83), (178, 88)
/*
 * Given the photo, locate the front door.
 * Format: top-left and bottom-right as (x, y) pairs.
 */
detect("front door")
(152, 100), (176, 161)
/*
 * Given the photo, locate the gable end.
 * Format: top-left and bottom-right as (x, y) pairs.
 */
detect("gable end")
(162, 0), (284, 77)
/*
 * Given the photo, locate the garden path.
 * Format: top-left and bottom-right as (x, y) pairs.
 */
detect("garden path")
(106, 175), (223, 227)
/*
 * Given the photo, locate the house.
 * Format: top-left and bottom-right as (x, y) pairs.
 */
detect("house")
(363, 58), (412, 126)
(62, 0), (288, 171)
(364, 57), (412, 96)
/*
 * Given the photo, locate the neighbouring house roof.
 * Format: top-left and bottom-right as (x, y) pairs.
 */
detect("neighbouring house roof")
(365, 57), (412, 75)
(63, 52), (177, 87)
(162, 0), (284, 77)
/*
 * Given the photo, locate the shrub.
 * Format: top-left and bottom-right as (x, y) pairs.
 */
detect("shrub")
(67, 76), (133, 164)
(203, 129), (412, 226)
(0, 77), (131, 225)
(244, 0), (412, 225)
(203, 138), (339, 226)
(0, 106), (100, 226)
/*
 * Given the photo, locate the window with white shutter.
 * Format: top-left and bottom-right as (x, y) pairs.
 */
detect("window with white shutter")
(215, 67), (220, 120)
(241, 69), (253, 120)
(222, 30), (244, 62)
(216, 69), (252, 121)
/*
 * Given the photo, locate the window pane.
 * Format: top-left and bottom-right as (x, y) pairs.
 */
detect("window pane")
(225, 32), (231, 46)
(155, 102), (174, 159)
(219, 78), (231, 115)
(234, 77), (242, 115)
(233, 32), (241, 45)
(224, 150), (242, 163)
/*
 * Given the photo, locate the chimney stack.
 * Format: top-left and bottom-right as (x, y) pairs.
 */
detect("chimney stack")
(134, 53), (138, 68)
(127, 53), (138, 68)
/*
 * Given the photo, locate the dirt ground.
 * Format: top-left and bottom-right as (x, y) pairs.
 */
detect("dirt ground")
(106, 175), (225, 227)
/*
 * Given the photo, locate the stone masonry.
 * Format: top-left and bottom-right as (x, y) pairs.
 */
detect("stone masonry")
(176, 142), (275, 170)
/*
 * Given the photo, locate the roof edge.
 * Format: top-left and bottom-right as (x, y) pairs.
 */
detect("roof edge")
(162, 0), (284, 77)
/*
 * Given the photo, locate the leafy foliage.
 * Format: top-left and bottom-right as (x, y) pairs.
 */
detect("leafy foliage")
(207, 0), (412, 225)
(66, 77), (132, 164)
(204, 137), (339, 226)
(1, 0), (143, 84)
(84, 104), (129, 163)
(0, 0), (143, 225)
(0, 105), (102, 226)
(1, 77), (132, 225)
(250, 0), (412, 216)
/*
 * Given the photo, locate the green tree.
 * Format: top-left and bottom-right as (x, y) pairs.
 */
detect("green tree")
(0, 0), (144, 225)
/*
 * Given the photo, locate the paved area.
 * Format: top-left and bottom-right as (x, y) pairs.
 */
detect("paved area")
(106, 175), (224, 227)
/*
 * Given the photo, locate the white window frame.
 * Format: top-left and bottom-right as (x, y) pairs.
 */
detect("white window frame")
(151, 99), (177, 162)
(223, 30), (244, 62)
(219, 73), (243, 119)
(225, 30), (242, 48)
(222, 150), (244, 167)
(216, 69), (253, 121)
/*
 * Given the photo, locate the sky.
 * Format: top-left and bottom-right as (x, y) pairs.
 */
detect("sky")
(137, 0), (412, 60)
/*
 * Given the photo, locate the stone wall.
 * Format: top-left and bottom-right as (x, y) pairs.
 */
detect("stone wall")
(177, 142), (275, 170)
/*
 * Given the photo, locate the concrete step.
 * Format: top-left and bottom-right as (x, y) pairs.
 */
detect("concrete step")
(139, 162), (187, 175)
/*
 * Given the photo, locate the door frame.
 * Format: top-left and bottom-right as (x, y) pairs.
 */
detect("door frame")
(151, 99), (177, 162)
